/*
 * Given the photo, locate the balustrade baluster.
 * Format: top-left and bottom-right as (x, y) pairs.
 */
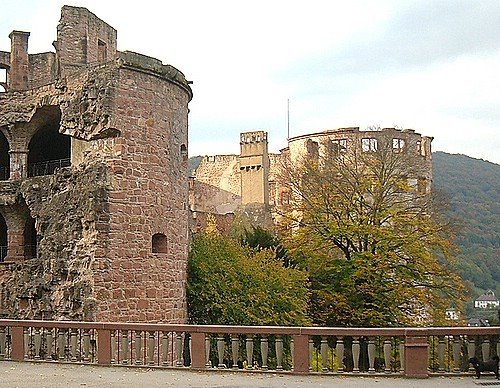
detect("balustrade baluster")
(482, 338), (490, 362)
(216, 335), (225, 368)
(83, 329), (90, 362)
(452, 336), (461, 372)
(290, 338), (294, 370)
(467, 336), (475, 373)
(24, 328), (29, 359)
(231, 335), (239, 369)
(57, 329), (65, 360)
(245, 335), (253, 369)
(205, 335), (211, 367)
(336, 337), (344, 373)
(276, 335), (284, 371)
(33, 327), (41, 360)
(261, 335), (268, 370)
(352, 337), (360, 373)
(0, 326), (5, 360)
(367, 337), (375, 373)
(111, 330), (116, 364)
(497, 340), (500, 364)
(438, 336), (445, 372)
(161, 331), (169, 366)
(399, 338), (405, 372)
(147, 331), (155, 365)
(134, 330), (142, 365)
(175, 332), (183, 367)
(382, 337), (392, 373)
(121, 330), (129, 364)
(45, 328), (53, 361)
(70, 329), (78, 361)
(308, 338), (314, 371)
(320, 336), (328, 372)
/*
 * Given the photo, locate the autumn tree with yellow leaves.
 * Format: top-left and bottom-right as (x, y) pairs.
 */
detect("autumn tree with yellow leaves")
(278, 135), (465, 326)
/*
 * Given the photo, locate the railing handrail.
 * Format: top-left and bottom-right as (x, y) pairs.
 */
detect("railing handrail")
(0, 319), (498, 335)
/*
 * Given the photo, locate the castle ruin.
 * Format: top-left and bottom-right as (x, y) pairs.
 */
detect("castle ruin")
(0, 6), (192, 322)
(190, 127), (433, 228)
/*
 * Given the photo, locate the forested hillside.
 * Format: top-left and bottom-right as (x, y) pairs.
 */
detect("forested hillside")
(432, 152), (499, 296)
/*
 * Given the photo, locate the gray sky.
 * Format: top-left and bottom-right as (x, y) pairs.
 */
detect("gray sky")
(1, 0), (499, 163)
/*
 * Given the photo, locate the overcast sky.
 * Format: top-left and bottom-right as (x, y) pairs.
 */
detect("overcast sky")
(1, 0), (499, 163)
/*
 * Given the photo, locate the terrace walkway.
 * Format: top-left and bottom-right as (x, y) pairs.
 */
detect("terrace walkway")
(0, 361), (488, 388)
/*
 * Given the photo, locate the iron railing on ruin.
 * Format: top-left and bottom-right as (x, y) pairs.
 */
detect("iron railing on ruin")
(0, 320), (498, 378)
(28, 158), (71, 177)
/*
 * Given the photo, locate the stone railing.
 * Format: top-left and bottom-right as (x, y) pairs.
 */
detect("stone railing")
(0, 320), (498, 379)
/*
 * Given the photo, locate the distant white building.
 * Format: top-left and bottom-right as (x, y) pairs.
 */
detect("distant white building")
(445, 308), (459, 320)
(474, 290), (500, 309)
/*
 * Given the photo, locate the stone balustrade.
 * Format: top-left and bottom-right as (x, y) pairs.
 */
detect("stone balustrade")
(0, 320), (498, 379)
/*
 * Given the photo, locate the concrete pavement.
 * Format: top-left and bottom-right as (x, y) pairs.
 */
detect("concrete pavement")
(0, 361), (493, 387)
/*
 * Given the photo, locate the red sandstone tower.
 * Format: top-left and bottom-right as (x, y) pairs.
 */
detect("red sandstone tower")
(0, 6), (192, 322)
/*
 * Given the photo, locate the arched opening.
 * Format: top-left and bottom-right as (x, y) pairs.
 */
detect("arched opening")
(28, 106), (70, 177)
(180, 144), (188, 161)
(0, 67), (7, 93)
(23, 217), (37, 259)
(0, 213), (7, 262)
(152, 233), (167, 254)
(0, 131), (9, 180)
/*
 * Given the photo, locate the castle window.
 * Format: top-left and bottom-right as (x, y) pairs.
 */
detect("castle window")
(280, 191), (290, 206)
(416, 140), (422, 155)
(98, 40), (107, 63)
(330, 139), (347, 157)
(306, 139), (319, 159)
(0, 130), (9, 180)
(392, 138), (405, 153)
(152, 233), (167, 254)
(362, 138), (378, 152)
(180, 144), (188, 161)
(24, 217), (37, 259)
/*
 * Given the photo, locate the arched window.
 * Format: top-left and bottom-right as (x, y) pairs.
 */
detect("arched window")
(180, 144), (188, 161)
(0, 213), (7, 262)
(28, 106), (71, 177)
(24, 217), (37, 259)
(152, 233), (167, 254)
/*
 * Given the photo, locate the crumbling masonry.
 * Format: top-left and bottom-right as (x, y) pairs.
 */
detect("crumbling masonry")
(0, 6), (192, 322)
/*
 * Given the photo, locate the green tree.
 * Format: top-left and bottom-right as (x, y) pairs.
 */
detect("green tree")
(187, 223), (310, 326)
(279, 136), (465, 326)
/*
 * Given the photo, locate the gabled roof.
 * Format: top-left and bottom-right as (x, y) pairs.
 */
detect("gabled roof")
(475, 290), (499, 302)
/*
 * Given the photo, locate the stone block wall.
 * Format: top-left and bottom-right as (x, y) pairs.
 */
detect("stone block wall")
(91, 60), (190, 322)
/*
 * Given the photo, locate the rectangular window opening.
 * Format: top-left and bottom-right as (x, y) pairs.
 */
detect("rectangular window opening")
(392, 138), (405, 153)
(362, 138), (378, 152)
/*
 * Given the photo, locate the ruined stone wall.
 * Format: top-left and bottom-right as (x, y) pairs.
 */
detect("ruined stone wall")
(91, 59), (190, 322)
(287, 127), (433, 192)
(0, 162), (109, 320)
(56, 6), (117, 77)
(28, 53), (57, 89)
(191, 155), (241, 214)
